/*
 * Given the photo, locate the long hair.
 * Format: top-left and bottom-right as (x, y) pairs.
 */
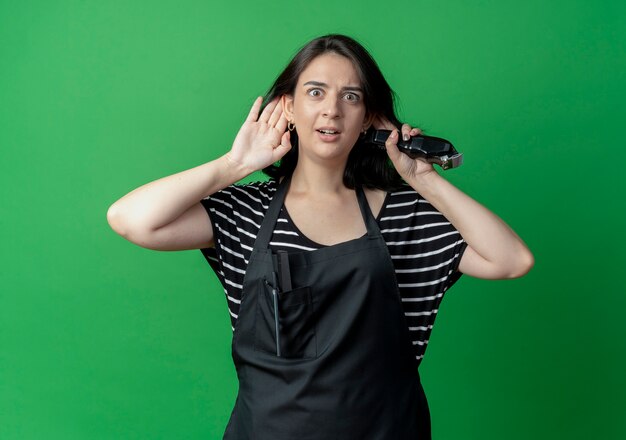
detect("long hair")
(261, 34), (408, 191)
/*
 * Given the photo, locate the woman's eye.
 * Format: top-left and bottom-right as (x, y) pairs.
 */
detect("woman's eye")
(306, 89), (360, 101)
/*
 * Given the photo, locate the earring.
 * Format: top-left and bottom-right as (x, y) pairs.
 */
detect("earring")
(288, 121), (295, 131)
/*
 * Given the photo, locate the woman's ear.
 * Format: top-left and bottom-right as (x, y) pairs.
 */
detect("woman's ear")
(281, 94), (295, 121)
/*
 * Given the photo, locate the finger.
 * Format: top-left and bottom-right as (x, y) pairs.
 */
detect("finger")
(272, 131), (292, 161)
(246, 96), (263, 123)
(384, 130), (402, 161)
(258, 96), (280, 123)
(280, 130), (292, 150)
(267, 98), (283, 127)
(385, 129), (399, 147)
(410, 127), (422, 135)
(401, 123), (411, 141)
(274, 110), (288, 133)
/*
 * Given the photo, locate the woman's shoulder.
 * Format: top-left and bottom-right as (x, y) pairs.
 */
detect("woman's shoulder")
(206, 179), (276, 201)
(384, 183), (423, 206)
(232, 178), (278, 194)
(209, 179), (278, 214)
(232, 179), (278, 203)
(387, 182), (419, 196)
(381, 182), (447, 218)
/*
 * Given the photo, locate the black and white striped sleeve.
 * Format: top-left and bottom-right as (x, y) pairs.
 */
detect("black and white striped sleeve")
(198, 181), (275, 329)
(381, 185), (468, 362)
(382, 185), (468, 294)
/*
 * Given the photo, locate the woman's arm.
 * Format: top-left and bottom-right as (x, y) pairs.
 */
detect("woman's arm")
(106, 155), (248, 249)
(385, 128), (534, 280)
(106, 96), (292, 250)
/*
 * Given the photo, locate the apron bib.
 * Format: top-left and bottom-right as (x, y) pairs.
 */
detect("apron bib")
(222, 177), (431, 439)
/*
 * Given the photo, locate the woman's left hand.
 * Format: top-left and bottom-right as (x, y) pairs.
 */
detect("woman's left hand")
(371, 116), (436, 183)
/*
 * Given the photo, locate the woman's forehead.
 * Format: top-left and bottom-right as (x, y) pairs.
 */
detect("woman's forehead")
(298, 53), (361, 88)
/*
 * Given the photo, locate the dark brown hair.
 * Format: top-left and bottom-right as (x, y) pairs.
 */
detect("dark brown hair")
(261, 34), (408, 191)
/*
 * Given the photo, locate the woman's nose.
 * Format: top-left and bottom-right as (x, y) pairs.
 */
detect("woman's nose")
(322, 97), (342, 118)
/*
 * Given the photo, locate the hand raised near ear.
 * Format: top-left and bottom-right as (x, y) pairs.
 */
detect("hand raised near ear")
(226, 96), (293, 175)
(385, 127), (436, 183)
(372, 116), (433, 182)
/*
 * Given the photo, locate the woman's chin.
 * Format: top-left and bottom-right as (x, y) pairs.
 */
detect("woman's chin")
(298, 141), (354, 163)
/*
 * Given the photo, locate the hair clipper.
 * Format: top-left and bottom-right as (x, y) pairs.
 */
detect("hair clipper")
(363, 129), (463, 170)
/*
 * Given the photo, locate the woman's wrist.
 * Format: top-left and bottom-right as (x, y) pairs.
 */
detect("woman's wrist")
(405, 169), (444, 199)
(222, 152), (254, 182)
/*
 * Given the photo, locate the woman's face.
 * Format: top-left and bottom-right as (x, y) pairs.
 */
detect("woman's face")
(282, 52), (372, 164)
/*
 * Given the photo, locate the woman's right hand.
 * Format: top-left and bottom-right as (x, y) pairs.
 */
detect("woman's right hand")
(225, 96), (292, 175)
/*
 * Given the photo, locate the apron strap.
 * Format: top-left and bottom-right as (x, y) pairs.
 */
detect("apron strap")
(254, 176), (382, 251)
(254, 177), (291, 251)
(355, 184), (382, 239)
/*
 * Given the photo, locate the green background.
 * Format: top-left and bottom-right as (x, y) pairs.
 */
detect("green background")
(2, 0), (625, 439)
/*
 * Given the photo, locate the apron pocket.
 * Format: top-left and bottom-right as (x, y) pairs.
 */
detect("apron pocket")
(254, 280), (317, 359)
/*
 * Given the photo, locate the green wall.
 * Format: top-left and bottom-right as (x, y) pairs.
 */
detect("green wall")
(2, 0), (624, 438)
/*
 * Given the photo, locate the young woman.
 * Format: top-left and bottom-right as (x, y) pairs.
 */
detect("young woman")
(108, 34), (534, 439)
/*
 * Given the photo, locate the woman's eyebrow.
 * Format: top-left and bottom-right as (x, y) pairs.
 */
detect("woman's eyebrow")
(302, 80), (363, 93)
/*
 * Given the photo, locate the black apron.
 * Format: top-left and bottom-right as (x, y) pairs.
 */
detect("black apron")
(222, 177), (431, 439)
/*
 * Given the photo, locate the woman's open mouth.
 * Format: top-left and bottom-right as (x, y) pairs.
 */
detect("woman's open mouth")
(316, 129), (341, 142)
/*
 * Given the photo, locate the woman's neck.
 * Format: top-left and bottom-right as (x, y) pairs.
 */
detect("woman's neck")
(288, 156), (350, 195)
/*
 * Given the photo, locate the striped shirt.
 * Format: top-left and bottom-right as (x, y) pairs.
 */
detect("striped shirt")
(199, 179), (467, 365)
